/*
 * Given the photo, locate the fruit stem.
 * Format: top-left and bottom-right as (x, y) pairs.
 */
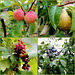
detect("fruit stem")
(0, 18), (6, 37)
(28, 0), (36, 12)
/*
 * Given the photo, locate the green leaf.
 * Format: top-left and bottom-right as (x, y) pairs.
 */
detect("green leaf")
(0, 1), (15, 10)
(22, 38), (37, 59)
(26, 43), (37, 59)
(72, 31), (75, 38)
(29, 58), (37, 75)
(8, 21), (24, 37)
(48, 5), (62, 30)
(0, 59), (11, 72)
(11, 54), (18, 63)
(70, 11), (75, 31)
(0, 47), (11, 58)
(60, 60), (66, 67)
(4, 1), (14, 6)
(29, 25), (34, 35)
(44, 56), (50, 64)
(21, 70), (33, 75)
(52, 59), (57, 66)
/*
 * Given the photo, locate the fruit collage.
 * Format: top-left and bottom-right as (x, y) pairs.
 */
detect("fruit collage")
(0, 0), (75, 75)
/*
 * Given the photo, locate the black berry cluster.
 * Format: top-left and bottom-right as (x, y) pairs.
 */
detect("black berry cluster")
(13, 64), (19, 72)
(46, 47), (57, 57)
(13, 39), (30, 72)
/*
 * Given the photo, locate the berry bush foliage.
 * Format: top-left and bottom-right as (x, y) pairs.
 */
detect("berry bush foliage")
(0, 38), (37, 75)
(38, 0), (75, 37)
(0, 0), (37, 37)
(38, 38), (75, 74)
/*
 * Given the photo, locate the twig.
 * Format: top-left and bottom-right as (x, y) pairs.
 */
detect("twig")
(1, 18), (6, 37)
(28, 0), (36, 12)
(39, 1), (75, 7)
(57, 1), (75, 7)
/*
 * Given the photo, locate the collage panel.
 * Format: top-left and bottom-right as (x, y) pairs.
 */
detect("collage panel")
(0, 0), (75, 75)
(0, 0), (37, 37)
(38, 38), (75, 74)
(38, 0), (75, 37)
(0, 38), (37, 75)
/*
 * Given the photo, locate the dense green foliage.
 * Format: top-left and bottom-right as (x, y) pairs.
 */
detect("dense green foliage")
(38, 38), (75, 74)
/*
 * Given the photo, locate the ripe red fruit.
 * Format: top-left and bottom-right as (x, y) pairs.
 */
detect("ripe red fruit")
(24, 11), (37, 24)
(18, 39), (20, 42)
(21, 41), (23, 44)
(16, 44), (18, 48)
(18, 43), (22, 46)
(21, 46), (25, 49)
(13, 9), (24, 21)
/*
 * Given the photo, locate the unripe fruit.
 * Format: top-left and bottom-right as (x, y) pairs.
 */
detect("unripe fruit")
(13, 9), (24, 21)
(24, 11), (37, 24)
(19, 53), (23, 58)
(58, 9), (72, 31)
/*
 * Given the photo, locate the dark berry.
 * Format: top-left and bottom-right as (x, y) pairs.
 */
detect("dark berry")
(13, 67), (16, 71)
(71, 53), (74, 56)
(13, 67), (19, 72)
(26, 55), (29, 58)
(25, 60), (28, 64)
(22, 66), (26, 70)
(23, 64), (26, 67)
(15, 49), (18, 53)
(47, 54), (50, 57)
(21, 41), (23, 44)
(47, 51), (49, 54)
(14, 47), (17, 50)
(27, 64), (30, 67)
(63, 52), (67, 55)
(23, 55), (26, 58)
(16, 64), (19, 67)
(51, 49), (56, 52)
(26, 67), (29, 70)
(52, 47), (54, 49)
(16, 67), (19, 72)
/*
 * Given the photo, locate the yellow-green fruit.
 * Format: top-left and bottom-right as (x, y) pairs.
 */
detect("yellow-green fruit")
(58, 9), (72, 31)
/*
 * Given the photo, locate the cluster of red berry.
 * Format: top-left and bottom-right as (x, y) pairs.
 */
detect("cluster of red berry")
(13, 39), (30, 72)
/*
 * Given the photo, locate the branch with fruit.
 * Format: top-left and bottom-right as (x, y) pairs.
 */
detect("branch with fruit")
(0, 0), (37, 37)
(38, 0), (75, 37)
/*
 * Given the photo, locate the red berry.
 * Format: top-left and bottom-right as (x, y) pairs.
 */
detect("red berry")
(21, 46), (25, 49)
(21, 41), (23, 44)
(18, 43), (22, 46)
(18, 39), (20, 42)
(16, 44), (18, 48)
(22, 51), (25, 54)
(23, 45), (25, 46)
